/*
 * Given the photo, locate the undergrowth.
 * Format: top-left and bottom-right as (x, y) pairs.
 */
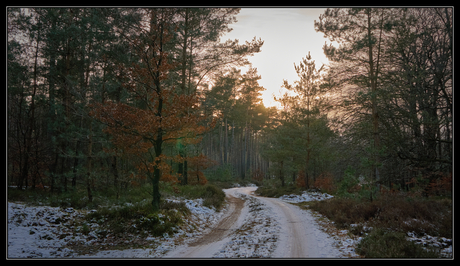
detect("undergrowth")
(356, 228), (439, 258)
(255, 184), (304, 198)
(252, 176), (451, 258)
(161, 183), (226, 210)
(306, 192), (451, 258)
(8, 181), (227, 238)
(308, 193), (452, 238)
(85, 200), (190, 237)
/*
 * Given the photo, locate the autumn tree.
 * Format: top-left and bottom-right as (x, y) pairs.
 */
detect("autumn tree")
(8, 7), (262, 201)
(91, 9), (213, 211)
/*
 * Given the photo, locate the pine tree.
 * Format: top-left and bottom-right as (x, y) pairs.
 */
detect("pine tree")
(315, 8), (391, 189)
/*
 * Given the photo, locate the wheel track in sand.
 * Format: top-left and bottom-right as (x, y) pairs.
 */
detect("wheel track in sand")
(188, 195), (245, 247)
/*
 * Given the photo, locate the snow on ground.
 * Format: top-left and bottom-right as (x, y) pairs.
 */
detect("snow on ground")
(278, 190), (334, 203)
(213, 187), (357, 258)
(406, 231), (453, 258)
(8, 202), (85, 258)
(212, 193), (279, 258)
(80, 198), (227, 258)
(7, 189), (355, 259)
(8, 187), (451, 258)
(7, 198), (225, 259)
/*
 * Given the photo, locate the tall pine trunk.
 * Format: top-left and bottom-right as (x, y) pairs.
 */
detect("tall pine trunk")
(224, 117), (228, 165)
(367, 8), (381, 189)
(86, 121), (93, 203)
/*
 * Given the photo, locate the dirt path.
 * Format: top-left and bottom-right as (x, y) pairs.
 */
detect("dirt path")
(187, 195), (245, 247)
(257, 195), (341, 258)
(164, 194), (246, 258)
(165, 187), (342, 258)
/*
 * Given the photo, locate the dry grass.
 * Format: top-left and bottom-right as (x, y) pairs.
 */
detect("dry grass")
(308, 193), (452, 238)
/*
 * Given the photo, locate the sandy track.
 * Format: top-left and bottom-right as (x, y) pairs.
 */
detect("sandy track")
(188, 195), (245, 247)
(257, 196), (341, 258)
(166, 187), (342, 258)
(164, 194), (246, 258)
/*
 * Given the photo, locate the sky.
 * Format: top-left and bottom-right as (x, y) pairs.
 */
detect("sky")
(222, 8), (329, 108)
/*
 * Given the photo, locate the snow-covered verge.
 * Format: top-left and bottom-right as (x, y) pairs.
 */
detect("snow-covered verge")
(77, 198), (226, 258)
(307, 210), (363, 258)
(10, 187), (450, 259)
(7, 198), (224, 259)
(286, 191), (453, 258)
(8, 202), (84, 258)
(278, 190), (334, 203)
(406, 231), (452, 258)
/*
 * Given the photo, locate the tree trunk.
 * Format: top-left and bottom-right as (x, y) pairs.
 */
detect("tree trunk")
(181, 8), (189, 94)
(86, 122), (93, 203)
(224, 117), (228, 164)
(111, 156), (119, 199)
(367, 8), (381, 184)
(280, 160), (285, 187)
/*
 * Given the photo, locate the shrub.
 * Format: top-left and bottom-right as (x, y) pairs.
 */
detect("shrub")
(137, 210), (183, 236)
(357, 228), (439, 258)
(336, 167), (359, 197)
(427, 173), (452, 197)
(251, 168), (264, 183)
(307, 193), (452, 238)
(308, 197), (378, 228)
(295, 171), (306, 188)
(255, 184), (302, 198)
(187, 170), (208, 185)
(160, 200), (190, 215)
(201, 184), (226, 210)
(80, 222), (90, 235)
(314, 172), (336, 194)
(86, 200), (187, 237)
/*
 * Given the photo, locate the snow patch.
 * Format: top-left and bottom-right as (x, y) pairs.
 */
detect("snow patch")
(406, 231), (453, 258)
(8, 202), (86, 258)
(279, 190), (334, 203)
(8, 197), (224, 258)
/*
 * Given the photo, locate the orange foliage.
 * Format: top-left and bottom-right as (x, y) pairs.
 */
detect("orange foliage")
(314, 172), (337, 194)
(427, 173), (452, 196)
(172, 185), (181, 194)
(186, 154), (216, 185)
(296, 170), (306, 188)
(187, 171), (208, 185)
(89, 9), (217, 193)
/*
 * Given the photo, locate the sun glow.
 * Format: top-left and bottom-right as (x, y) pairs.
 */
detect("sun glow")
(222, 8), (329, 111)
(261, 91), (281, 109)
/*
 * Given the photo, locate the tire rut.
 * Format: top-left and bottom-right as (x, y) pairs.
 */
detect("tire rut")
(188, 195), (245, 247)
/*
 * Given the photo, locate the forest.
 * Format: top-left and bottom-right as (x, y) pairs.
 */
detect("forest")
(7, 7), (452, 211)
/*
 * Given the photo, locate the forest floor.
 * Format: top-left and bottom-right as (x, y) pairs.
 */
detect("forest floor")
(7, 185), (452, 259)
